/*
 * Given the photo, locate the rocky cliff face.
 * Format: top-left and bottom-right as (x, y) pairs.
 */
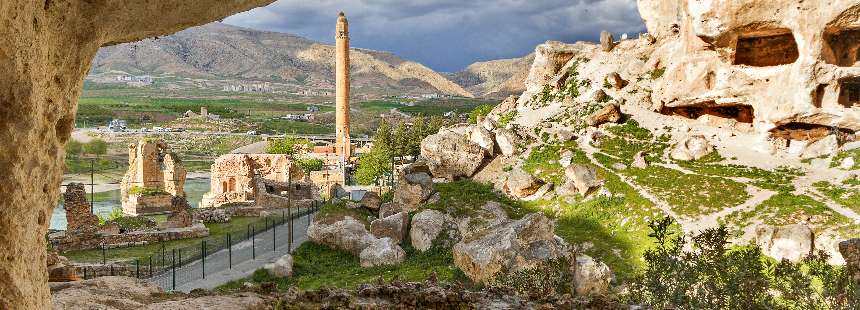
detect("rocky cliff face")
(90, 23), (473, 97)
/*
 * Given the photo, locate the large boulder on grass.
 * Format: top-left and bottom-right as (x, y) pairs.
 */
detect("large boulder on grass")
(452, 213), (570, 283)
(393, 172), (434, 212)
(370, 212), (408, 243)
(359, 237), (406, 267)
(755, 224), (814, 262)
(670, 135), (714, 161)
(307, 216), (376, 256)
(359, 192), (382, 210)
(264, 254), (294, 278)
(572, 255), (612, 296)
(504, 168), (544, 198)
(410, 210), (461, 252)
(420, 129), (486, 180)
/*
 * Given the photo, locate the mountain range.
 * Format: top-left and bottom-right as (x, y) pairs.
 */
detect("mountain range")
(89, 23), (531, 99)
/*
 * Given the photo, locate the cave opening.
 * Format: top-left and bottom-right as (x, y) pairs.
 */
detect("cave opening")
(660, 103), (754, 123)
(733, 31), (799, 67)
(825, 28), (860, 67)
(770, 122), (855, 141)
(838, 77), (860, 108)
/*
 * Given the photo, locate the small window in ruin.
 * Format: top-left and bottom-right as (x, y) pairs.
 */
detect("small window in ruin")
(221, 181), (228, 193)
(838, 78), (860, 108)
(733, 31), (799, 67)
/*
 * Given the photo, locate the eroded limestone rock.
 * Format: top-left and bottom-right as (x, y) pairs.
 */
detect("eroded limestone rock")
(670, 135), (714, 161)
(420, 129), (486, 180)
(410, 210), (461, 252)
(572, 255), (613, 296)
(370, 212), (408, 244)
(307, 216), (376, 256)
(756, 224), (815, 262)
(504, 168), (544, 198)
(359, 238), (406, 268)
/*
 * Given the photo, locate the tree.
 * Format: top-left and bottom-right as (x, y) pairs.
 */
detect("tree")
(297, 158), (324, 172)
(354, 148), (392, 185)
(392, 122), (410, 158)
(82, 139), (108, 157)
(408, 114), (427, 156)
(65, 140), (83, 158)
(266, 136), (312, 156)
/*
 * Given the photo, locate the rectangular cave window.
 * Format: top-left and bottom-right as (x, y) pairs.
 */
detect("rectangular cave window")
(825, 28), (860, 67)
(660, 104), (754, 123)
(770, 122), (855, 141)
(838, 78), (860, 108)
(734, 32), (799, 67)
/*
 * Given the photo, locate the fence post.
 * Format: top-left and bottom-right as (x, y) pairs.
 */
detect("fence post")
(288, 206), (294, 247)
(252, 225), (256, 260)
(171, 249), (176, 291)
(228, 233), (232, 269)
(83, 267), (87, 280)
(202, 240), (206, 279)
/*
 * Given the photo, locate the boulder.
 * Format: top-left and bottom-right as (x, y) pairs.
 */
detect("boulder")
(393, 172), (434, 212)
(457, 201), (510, 238)
(611, 163), (628, 171)
(359, 238), (406, 268)
(504, 168), (544, 198)
(452, 213), (570, 283)
(410, 210), (462, 252)
(193, 208), (231, 224)
(359, 192), (382, 210)
(606, 72), (625, 90)
(469, 126), (496, 157)
(670, 135), (714, 161)
(495, 129), (521, 156)
(564, 164), (601, 195)
(840, 156), (856, 170)
(264, 254), (294, 278)
(755, 224), (814, 262)
(370, 212), (409, 243)
(600, 31), (615, 52)
(572, 255), (613, 296)
(586, 104), (622, 127)
(632, 151), (649, 169)
(839, 239), (860, 283)
(420, 130), (486, 180)
(379, 202), (401, 219)
(47, 252), (78, 283)
(307, 216), (376, 256)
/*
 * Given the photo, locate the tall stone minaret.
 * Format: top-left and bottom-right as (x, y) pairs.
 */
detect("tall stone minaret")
(335, 12), (352, 159)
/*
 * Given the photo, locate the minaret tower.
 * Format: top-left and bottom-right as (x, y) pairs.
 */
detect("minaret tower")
(335, 12), (352, 159)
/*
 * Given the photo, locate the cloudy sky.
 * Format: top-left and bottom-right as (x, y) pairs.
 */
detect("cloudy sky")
(225, 0), (645, 72)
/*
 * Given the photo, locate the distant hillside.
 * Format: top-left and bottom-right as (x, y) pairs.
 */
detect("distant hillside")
(89, 23), (473, 97)
(446, 54), (535, 99)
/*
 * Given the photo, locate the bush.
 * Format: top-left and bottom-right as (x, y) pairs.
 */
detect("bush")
(98, 208), (125, 225)
(489, 257), (572, 298)
(128, 186), (167, 196)
(266, 137), (312, 156)
(627, 216), (859, 309)
(468, 104), (494, 124)
(297, 158), (324, 172)
(82, 139), (108, 157)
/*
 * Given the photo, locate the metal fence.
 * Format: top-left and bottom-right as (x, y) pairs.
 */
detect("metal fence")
(77, 203), (319, 291)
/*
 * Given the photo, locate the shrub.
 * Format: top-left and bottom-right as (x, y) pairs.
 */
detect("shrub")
(297, 158), (324, 172)
(627, 216), (859, 310)
(488, 257), (572, 298)
(128, 186), (167, 196)
(468, 104), (494, 124)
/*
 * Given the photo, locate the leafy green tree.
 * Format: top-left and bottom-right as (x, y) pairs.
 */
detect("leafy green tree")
(468, 104), (494, 124)
(82, 139), (108, 157)
(266, 136), (312, 156)
(428, 115), (445, 134)
(65, 140), (83, 158)
(354, 148), (392, 185)
(297, 158), (324, 172)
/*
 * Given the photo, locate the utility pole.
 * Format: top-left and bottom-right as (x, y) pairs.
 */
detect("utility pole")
(90, 158), (95, 213)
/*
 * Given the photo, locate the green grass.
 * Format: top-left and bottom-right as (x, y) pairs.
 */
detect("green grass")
(219, 242), (466, 290)
(724, 193), (852, 235)
(814, 181), (860, 214)
(522, 142), (577, 185)
(315, 202), (374, 228)
(622, 164), (749, 217)
(677, 154), (801, 193)
(831, 148), (860, 170)
(421, 180), (525, 219)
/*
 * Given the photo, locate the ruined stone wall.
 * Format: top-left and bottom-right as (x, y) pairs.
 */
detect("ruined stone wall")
(201, 154), (304, 208)
(120, 140), (187, 215)
(253, 176), (318, 209)
(63, 184), (98, 234)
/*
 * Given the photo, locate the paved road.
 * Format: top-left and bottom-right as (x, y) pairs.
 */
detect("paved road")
(150, 210), (315, 292)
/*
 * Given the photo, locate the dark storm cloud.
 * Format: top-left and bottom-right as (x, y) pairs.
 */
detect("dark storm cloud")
(224, 0), (645, 72)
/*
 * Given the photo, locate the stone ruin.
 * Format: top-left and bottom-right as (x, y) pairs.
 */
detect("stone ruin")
(51, 183), (208, 252)
(639, 0), (860, 156)
(121, 139), (187, 215)
(201, 154), (318, 210)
